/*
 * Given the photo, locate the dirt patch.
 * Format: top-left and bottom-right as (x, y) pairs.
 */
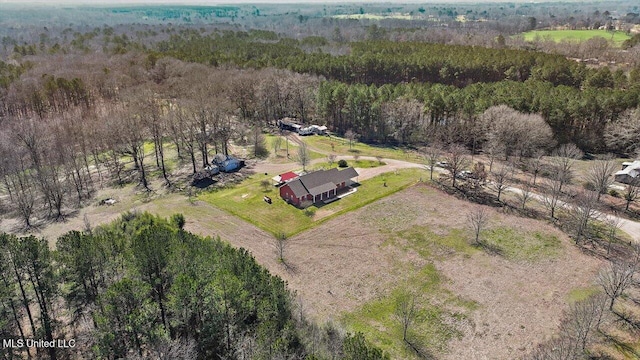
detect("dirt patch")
(436, 249), (600, 359)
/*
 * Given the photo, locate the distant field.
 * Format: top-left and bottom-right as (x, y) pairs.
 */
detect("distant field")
(332, 13), (414, 20)
(520, 29), (631, 46)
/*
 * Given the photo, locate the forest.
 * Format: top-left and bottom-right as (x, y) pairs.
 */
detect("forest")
(0, 212), (387, 359)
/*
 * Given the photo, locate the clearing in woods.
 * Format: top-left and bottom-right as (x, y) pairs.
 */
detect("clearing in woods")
(520, 29), (631, 46)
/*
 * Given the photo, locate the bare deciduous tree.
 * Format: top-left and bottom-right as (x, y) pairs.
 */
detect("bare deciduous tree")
(543, 178), (563, 220)
(7, 171), (36, 228)
(528, 149), (546, 185)
(516, 181), (534, 211)
(597, 260), (637, 310)
(467, 207), (489, 245)
(443, 144), (470, 188)
(586, 157), (617, 201)
(327, 154), (336, 165)
(561, 293), (607, 352)
(345, 129), (357, 150)
(260, 179), (271, 192)
(526, 335), (579, 360)
(297, 142), (311, 172)
(604, 215), (622, 255)
(275, 232), (288, 267)
(423, 145), (441, 181)
(605, 108), (640, 155)
(394, 290), (417, 343)
(252, 127), (268, 158)
(382, 98), (424, 145)
(551, 143), (583, 192)
(490, 164), (512, 202)
(568, 190), (600, 245)
(273, 135), (283, 155)
(623, 179), (639, 211)
(484, 141), (504, 173)
(482, 105), (553, 160)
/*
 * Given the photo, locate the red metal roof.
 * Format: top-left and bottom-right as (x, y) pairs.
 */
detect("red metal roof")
(279, 171), (299, 182)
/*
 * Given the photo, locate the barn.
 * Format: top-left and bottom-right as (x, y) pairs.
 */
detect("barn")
(279, 167), (359, 207)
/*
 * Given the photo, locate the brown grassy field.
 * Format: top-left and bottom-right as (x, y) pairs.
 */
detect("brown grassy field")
(283, 185), (602, 358)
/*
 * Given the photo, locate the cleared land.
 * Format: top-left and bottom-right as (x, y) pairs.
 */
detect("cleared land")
(520, 29), (631, 46)
(199, 167), (425, 236)
(300, 134), (423, 162)
(286, 185), (602, 359)
(264, 134), (325, 163)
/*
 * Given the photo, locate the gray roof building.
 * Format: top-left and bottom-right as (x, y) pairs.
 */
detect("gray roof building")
(279, 167), (359, 206)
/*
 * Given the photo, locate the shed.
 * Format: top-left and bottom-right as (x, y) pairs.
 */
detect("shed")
(272, 171), (300, 186)
(213, 154), (243, 173)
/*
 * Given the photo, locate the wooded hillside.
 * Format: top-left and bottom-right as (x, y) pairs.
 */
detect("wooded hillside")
(0, 212), (387, 359)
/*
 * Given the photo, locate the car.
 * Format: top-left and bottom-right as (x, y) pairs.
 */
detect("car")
(456, 170), (473, 179)
(436, 161), (450, 169)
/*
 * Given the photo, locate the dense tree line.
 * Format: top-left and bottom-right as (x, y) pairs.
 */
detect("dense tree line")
(147, 30), (640, 152)
(0, 59), (26, 88)
(0, 212), (387, 359)
(154, 30), (631, 89)
(316, 79), (640, 151)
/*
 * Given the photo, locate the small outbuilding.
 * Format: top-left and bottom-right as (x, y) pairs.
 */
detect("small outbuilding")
(272, 171), (300, 186)
(213, 154), (243, 173)
(615, 160), (640, 184)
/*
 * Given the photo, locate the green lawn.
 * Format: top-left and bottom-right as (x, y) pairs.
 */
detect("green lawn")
(303, 135), (422, 162)
(567, 286), (601, 303)
(342, 264), (466, 359)
(199, 168), (426, 237)
(482, 227), (562, 261)
(310, 159), (384, 171)
(265, 134), (324, 163)
(520, 29), (631, 46)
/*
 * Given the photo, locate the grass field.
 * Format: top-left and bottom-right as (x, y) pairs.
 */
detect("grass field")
(342, 264), (471, 359)
(520, 29), (631, 46)
(310, 159), (384, 171)
(303, 135), (422, 162)
(199, 168), (425, 236)
(323, 185), (598, 359)
(265, 134), (324, 163)
(332, 13), (414, 20)
(483, 227), (562, 261)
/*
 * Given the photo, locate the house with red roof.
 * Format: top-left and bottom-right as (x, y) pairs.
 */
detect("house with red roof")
(279, 167), (359, 207)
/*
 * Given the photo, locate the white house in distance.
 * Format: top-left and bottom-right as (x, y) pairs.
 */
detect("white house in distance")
(614, 160), (640, 184)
